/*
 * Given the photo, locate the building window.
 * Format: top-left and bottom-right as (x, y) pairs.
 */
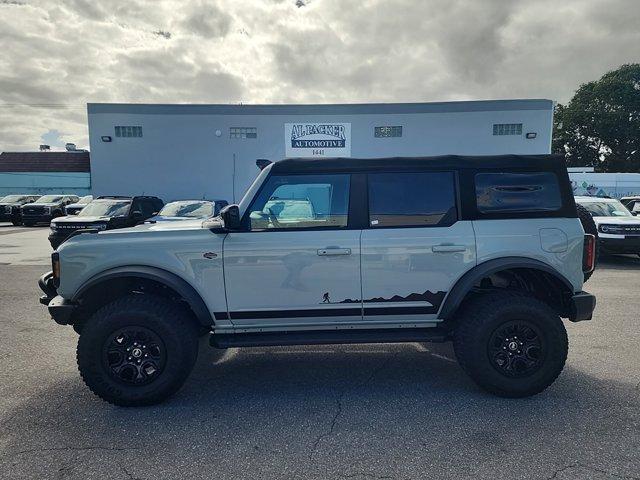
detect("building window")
(115, 126), (143, 138)
(493, 123), (522, 136)
(475, 172), (562, 213)
(230, 127), (257, 139)
(374, 126), (402, 138)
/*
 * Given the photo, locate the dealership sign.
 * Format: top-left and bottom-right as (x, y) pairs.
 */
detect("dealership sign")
(285, 123), (351, 157)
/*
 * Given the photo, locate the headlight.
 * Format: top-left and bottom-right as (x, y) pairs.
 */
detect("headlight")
(599, 224), (624, 234)
(51, 252), (60, 287)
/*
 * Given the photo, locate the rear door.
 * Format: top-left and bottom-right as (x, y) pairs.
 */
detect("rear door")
(360, 171), (476, 324)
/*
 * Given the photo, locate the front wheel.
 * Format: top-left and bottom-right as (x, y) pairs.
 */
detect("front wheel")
(453, 292), (568, 398)
(77, 295), (199, 406)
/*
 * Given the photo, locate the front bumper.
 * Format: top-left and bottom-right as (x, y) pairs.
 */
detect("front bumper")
(568, 291), (596, 322)
(599, 236), (640, 254)
(22, 214), (53, 224)
(0, 210), (20, 222)
(38, 271), (77, 325)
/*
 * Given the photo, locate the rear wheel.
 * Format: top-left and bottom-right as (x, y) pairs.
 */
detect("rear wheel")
(453, 292), (568, 398)
(576, 203), (598, 282)
(77, 295), (199, 406)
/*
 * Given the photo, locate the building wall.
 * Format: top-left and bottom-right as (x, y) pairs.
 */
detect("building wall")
(88, 100), (554, 203)
(0, 172), (91, 196)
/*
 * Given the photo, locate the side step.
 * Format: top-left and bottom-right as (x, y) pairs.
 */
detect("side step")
(210, 328), (449, 349)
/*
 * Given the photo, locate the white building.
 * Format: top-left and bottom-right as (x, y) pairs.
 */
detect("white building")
(87, 100), (554, 202)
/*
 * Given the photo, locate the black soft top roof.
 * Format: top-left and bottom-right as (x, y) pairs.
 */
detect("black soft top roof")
(270, 154), (566, 174)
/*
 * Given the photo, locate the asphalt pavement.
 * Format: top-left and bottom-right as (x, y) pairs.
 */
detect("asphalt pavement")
(0, 224), (639, 479)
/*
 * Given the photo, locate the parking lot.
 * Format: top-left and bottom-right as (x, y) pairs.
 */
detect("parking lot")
(0, 223), (639, 479)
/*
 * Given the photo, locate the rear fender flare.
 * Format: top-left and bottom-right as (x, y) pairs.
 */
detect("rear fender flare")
(438, 257), (574, 319)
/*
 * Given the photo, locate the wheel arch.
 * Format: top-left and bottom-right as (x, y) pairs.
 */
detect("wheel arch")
(439, 257), (575, 320)
(72, 266), (214, 327)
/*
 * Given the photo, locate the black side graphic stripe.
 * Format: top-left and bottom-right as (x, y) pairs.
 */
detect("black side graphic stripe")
(228, 308), (362, 320)
(364, 306), (439, 316)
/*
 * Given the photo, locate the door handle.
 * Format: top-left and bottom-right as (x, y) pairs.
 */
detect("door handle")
(432, 245), (467, 253)
(317, 248), (351, 256)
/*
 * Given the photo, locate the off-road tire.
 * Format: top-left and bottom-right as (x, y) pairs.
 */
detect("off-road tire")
(453, 292), (568, 398)
(576, 203), (598, 282)
(77, 294), (199, 407)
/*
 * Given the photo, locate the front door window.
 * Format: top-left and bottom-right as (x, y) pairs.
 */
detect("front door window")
(246, 174), (350, 230)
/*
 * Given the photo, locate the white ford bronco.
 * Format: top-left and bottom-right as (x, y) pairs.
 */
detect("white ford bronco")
(39, 155), (597, 406)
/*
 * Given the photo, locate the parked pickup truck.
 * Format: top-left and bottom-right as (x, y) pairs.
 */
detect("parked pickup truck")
(21, 194), (79, 226)
(38, 155), (597, 406)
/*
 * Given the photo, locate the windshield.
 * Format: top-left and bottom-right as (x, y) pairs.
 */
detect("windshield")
(580, 200), (632, 217)
(35, 195), (63, 203)
(77, 195), (93, 203)
(158, 201), (213, 218)
(78, 200), (131, 217)
(0, 195), (27, 203)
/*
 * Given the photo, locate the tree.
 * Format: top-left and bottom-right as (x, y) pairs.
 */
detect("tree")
(553, 64), (640, 172)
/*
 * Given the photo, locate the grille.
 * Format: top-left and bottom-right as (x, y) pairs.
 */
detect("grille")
(23, 206), (47, 215)
(0, 206), (5, 214)
(621, 225), (640, 235)
(54, 223), (93, 230)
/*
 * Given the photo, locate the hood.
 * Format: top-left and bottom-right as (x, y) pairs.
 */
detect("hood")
(147, 215), (206, 222)
(591, 215), (640, 226)
(52, 215), (112, 225)
(66, 202), (89, 208)
(24, 203), (59, 208)
(99, 218), (208, 235)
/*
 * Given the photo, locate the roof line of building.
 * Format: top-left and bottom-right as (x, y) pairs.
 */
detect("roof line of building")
(88, 99), (554, 116)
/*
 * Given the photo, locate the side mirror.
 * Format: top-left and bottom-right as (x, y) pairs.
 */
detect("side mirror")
(220, 204), (242, 230)
(132, 210), (144, 222)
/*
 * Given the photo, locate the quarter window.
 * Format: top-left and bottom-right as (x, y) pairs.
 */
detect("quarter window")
(368, 172), (457, 227)
(247, 174), (350, 230)
(475, 172), (562, 213)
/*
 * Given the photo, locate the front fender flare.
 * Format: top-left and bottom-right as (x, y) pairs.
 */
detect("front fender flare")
(438, 257), (575, 320)
(72, 265), (214, 326)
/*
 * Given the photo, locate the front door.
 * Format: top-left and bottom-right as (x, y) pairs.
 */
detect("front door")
(360, 171), (476, 323)
(223, 172), (362, 329)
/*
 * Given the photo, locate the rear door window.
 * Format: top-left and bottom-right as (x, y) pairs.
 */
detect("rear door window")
(475, 172), (562, 213)
(367, 172), (457, 228)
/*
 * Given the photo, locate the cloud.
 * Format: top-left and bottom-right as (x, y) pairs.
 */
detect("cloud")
(0, 0), (639, 151)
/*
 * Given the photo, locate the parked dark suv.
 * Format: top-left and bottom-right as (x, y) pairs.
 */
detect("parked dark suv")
(0, 194), (41, 225)
(48, 195), (164, 249)
(21, 195), (79, 226)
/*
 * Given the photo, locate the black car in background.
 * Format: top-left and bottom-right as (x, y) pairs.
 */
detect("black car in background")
(21, 194), (79, 226)
(64, 195), (94, 215)
(48, 195), (164, 249)
(0, 194), (41, 225)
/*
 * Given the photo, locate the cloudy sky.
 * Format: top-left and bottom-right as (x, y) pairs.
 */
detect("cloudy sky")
(0, 0), (638, 151)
